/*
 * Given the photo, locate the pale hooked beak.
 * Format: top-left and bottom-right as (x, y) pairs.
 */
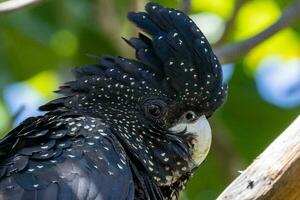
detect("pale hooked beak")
(169, 115), (211, 136)
(169, 115), (212, 166)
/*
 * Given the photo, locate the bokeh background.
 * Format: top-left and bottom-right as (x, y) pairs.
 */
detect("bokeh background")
(0, 0), (299, 199)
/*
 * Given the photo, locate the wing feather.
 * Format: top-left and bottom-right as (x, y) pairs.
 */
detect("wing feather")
(0, 116), (134, 200)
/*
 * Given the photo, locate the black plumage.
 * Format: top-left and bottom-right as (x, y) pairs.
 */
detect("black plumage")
(0, 3), (227, 200)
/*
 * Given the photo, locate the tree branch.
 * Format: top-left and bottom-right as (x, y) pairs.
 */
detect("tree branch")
(0, 0), (45, 15)
(180, 0), (191, 14)
(215, 0), (248, 46)
(215, 0), (300, 64)
(217, 115), (300, 200)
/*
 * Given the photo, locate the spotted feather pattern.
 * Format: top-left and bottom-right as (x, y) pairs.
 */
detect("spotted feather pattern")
(0, 2), (227, 200)
(0, 116), (135, 200)
(127, 3), (227, 109)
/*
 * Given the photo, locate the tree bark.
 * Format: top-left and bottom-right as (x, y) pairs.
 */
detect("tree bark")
(217, 116), (300, 200)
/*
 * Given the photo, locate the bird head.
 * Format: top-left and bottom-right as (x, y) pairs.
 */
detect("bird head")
(41, 2), (227, 189)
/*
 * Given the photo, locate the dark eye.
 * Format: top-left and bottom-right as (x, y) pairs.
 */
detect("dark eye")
(144, 99), (166, 119)
(148, 104), (162, 117)
(185, 111), (196, 121)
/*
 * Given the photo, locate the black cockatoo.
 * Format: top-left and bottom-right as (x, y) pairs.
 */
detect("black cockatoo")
(0, 3), (227, 200)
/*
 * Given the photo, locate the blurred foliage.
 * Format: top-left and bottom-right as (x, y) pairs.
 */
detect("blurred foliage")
(235, 0), (281, 40)
(191, 0), (235, 18)
(0, 0), (299, 200)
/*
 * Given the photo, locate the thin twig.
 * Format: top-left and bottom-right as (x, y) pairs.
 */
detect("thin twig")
(0, 0), (45, 15)
(180, 0), (191, 14)
(214, 0), (300, 64)
(215, 0), (248, 46)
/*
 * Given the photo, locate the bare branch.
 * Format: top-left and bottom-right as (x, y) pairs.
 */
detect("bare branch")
(180, 0), (191, 14)
(215, 0), (248, 46)
(215, 0), (300, 64)
(0, 0), (45, 15)
(217, 115), (300, 200)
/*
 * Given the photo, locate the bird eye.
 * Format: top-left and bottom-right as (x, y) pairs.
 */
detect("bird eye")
(185, 111), (196, 121)
(148, 104), (162, 117)
(144, 100), (166, 119)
